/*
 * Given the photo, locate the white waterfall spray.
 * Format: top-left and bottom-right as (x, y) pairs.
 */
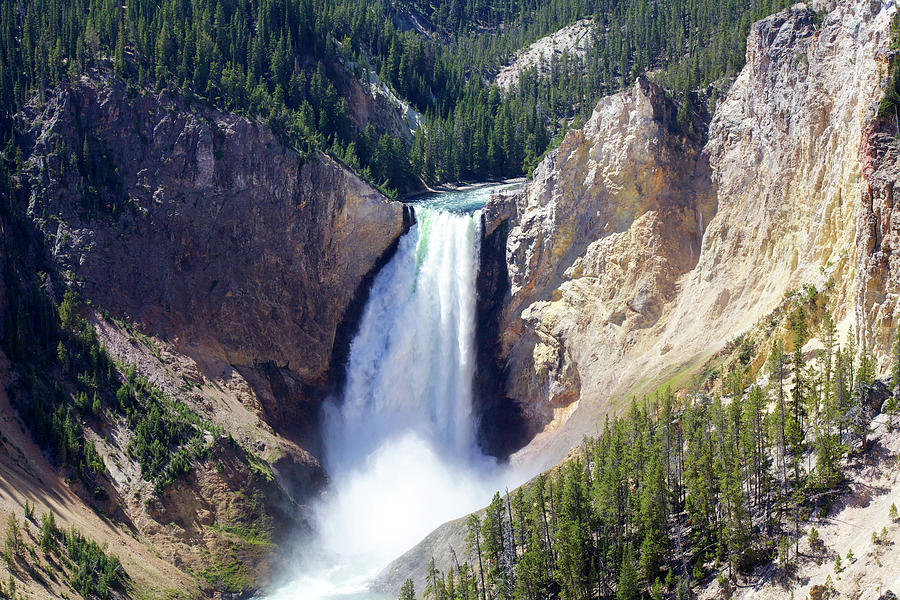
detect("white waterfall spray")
(270, 184), (528, 600)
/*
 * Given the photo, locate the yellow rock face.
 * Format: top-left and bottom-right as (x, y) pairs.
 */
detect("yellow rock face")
(489, 1), (897, 465)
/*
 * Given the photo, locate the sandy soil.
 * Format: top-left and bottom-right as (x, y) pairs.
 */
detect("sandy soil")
(88, 312), (319, 484)
(0, 311), (320, 599)
(496, 20), (593, 92)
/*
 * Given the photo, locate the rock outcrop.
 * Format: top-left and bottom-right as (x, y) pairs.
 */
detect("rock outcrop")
(19, 73), (407, 431)
(2, 70), (412, 598)
(859, 84), (900, 357)
(335, 62), (425, 143)
(496, 19), (594, 92)
(484, 0), (897, 464)
(484, 78), (714, 448)
(383, 2), (899, 592)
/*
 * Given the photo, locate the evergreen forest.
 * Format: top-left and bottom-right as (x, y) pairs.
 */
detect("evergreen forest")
(404, 290), (900, 600)
(1, 0), (796, 195)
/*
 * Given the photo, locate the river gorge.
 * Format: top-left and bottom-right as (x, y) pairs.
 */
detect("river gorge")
(269, 183), (532, 600)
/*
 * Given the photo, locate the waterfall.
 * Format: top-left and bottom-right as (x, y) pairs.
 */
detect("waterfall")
(324, 206), (482, 469)
(269, 184), (528, 600)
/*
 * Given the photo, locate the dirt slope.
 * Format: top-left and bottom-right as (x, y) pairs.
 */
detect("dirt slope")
(699, 413), (900, 600)
(0, 353), (197, 599)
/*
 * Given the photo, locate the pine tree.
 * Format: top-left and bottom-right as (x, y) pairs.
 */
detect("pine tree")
(482, 492), (513, 599)
(616, 544), (640, 600)
(4, 515), (21, 559)
(722, 393), (750, 575)
(425, 558), (443, 600)
(638, 427), (668, 585)
(768, 339), (789, 528)
(399, 578), (416, 600)
(886, 325), (900, 429)
(814, 313), (842, 487)
(466, 514), (487, 600)
(742, 385), (769, 509)
(554, 461), (591, 600)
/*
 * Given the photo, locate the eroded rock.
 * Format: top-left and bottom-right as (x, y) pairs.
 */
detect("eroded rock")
(483, 0), (897, 462)
(20, 74), (406, 431)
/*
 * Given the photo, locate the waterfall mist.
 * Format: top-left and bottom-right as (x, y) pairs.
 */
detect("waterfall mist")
(270, 185), (530, 600)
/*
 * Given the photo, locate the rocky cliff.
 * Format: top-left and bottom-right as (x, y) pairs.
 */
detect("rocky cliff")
(482, 77), (714, 450)
(19, 72), (407, 432)
(0, 71), (409, 598)
(335, 61), (425, 143)
(859, 80), (900, 358)
(483, 0), (898, 464)
(379, 3), (900, 592)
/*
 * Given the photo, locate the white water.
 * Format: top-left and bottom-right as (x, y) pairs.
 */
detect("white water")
(268, 183), (529, 600)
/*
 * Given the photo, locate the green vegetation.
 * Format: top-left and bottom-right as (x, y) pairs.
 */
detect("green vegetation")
(13, 291), (112, 487)
(62, 525), (124, 598)
(116, 368), (207, 493)
(4, 514), (22, 562)
(879, 10), (900, 119)
(400, 578), (416, 600)
(209, 522), (273, 548)
(4, 511), (126, 599)
(3, 276), (215, 494)
(195, 484), (277, 593)
(410, 307), (887, 600)
(197, 547), (251, 594)
(0, 0), (796, 194)
(207, 487), (276, 549)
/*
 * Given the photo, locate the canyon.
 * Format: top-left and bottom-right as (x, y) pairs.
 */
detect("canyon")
(1, 71), (411, 597)
(2, 0), (900, 597)
(380, 0), (900, 591)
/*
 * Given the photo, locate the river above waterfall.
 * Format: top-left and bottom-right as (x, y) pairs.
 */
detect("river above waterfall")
(267, 181), (526, 600)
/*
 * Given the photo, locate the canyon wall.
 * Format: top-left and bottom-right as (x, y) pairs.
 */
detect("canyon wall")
(2, 70), (413, 597)
(859, 83), (900, 358)
(480, 78), (714, 449)
(19, 73), (407, 430)
(382, 1), (899, 591)
(483, 0), (898, 464)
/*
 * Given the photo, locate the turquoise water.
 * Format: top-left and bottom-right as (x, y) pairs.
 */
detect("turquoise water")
(407, 181), (522, 213)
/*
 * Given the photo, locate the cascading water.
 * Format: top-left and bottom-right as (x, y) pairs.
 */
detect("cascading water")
(269, 183), (527, 600)
(326, 206), (481, 468)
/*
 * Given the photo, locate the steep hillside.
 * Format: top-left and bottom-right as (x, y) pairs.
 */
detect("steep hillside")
(696, 411), (900, 600)
(481, 0), (898, 465)
(380, 0), (900, 589)
(479, 77), (714, 448)
(0, 362), (197, 599)
(496, 19), (594, 92)
(0, 71), (407, 598)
